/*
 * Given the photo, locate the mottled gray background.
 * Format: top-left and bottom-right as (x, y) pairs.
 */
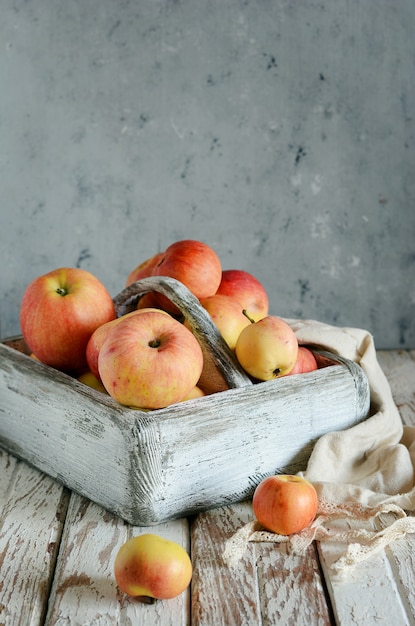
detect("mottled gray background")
(1, 0), (414, 349)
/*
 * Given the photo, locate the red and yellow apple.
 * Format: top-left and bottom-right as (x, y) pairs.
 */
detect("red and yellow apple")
(98, 310), (204, 409)
(114, 533), (192, 600)
(197, 294), (251, 350)
(86, 308), (170, 380)
(215, 269), (269, 322)
(235, 316), (298, 380)
(126, 252), (164, 287)
(136, 291), (164, 310)
(20, 267), (116, 372)
(77, 370), (108, 394)
(252, 475), (318, 535)
(284, 346), (318, 376)
(181, 385), (206, 401)
(151, 240), (222, 313)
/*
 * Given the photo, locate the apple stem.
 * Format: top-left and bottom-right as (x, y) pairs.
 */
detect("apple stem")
(56, 287), (68, 297)
(138, 596), (157, 604)
(148, 339), (161, 348)
(242, 309), (255, 324)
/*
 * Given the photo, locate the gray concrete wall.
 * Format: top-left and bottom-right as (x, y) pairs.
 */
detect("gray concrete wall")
(1, 0), (414, 349)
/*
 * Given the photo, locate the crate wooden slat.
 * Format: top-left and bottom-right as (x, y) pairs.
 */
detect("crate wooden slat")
(0, 277), (371, 526)
(0, 449), (69, 626)
(0, 339), (369, 527)
(191, 501), (333, 626)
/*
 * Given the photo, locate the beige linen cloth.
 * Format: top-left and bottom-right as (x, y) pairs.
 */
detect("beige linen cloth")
(223, 319), (415, 576)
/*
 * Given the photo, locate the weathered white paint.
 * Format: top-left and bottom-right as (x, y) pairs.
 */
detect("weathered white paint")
(0, 278), (370, 526)
(0, 453), (68, 626)
(0, 350), (413, 625)
(44, 494), (191, 626)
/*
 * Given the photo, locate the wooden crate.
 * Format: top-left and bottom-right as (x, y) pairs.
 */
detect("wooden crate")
(0, 277), (370, 526)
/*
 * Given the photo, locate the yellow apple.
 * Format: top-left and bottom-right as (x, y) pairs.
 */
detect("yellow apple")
(77, 370), (108, 394)
(197, 294), (251, 350)
(235, 316), (298, 380)
(181, 385), (206, 401)
(114, 533), (192, 599)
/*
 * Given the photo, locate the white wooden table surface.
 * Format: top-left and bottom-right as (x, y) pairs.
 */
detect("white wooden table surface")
(0, 349), (414, 626)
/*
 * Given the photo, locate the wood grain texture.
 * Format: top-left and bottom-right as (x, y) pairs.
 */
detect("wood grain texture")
(191, 502), (262, 626)
(254, 541), (332, 626)
(0, 451), (69, 626)
(317, 518), (412, 626)
(44, 493), (191, 626)
(317, 349), (415, 626)
(0, 350), (413, 625)
(191, 501), (332, 625)
(0, 337), (370, 526)
(377, 350), (415, 624)
(377, 350), (415, 427)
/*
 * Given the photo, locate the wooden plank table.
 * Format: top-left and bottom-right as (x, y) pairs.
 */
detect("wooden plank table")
(0, 349), (414, 625)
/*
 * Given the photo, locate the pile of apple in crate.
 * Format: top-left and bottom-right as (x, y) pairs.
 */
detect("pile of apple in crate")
(18, 239), (321, 601)
(20, 239), (318, 407)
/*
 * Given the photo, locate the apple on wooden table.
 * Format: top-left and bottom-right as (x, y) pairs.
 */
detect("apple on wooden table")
(114, 533), (192, 600)
(252, 474), (319, 535)
(20, 267), (116, 372)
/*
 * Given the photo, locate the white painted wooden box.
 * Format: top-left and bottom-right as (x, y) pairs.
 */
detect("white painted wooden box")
(0, 277), (370, 525)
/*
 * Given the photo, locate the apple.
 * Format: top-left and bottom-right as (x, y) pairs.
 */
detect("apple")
(114, 533), (192, 600)
(125, 253), (166, 312)
(196, 294), (251, 350)
(77, 370), (108, 394)
(235, 316), (298, 380)
(181, 385), (205, 401)
(136, 291), (164, 310)
(86, 315), (133, 380)
(151, 240), (222, 314)
(284, 346), (318, 376)
(215, 269), (269, 322)
(252, 475), (318, 535)
(20, 267), (116, 372)
(98, 310), (204, 409)
(126, 252), (164, 287)
(86, 308), (170, 380)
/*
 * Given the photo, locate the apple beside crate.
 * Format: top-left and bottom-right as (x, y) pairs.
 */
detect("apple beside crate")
(0, 277), (370, 525)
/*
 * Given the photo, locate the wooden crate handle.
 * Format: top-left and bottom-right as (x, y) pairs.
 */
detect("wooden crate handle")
(112, 276), (252, 394)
